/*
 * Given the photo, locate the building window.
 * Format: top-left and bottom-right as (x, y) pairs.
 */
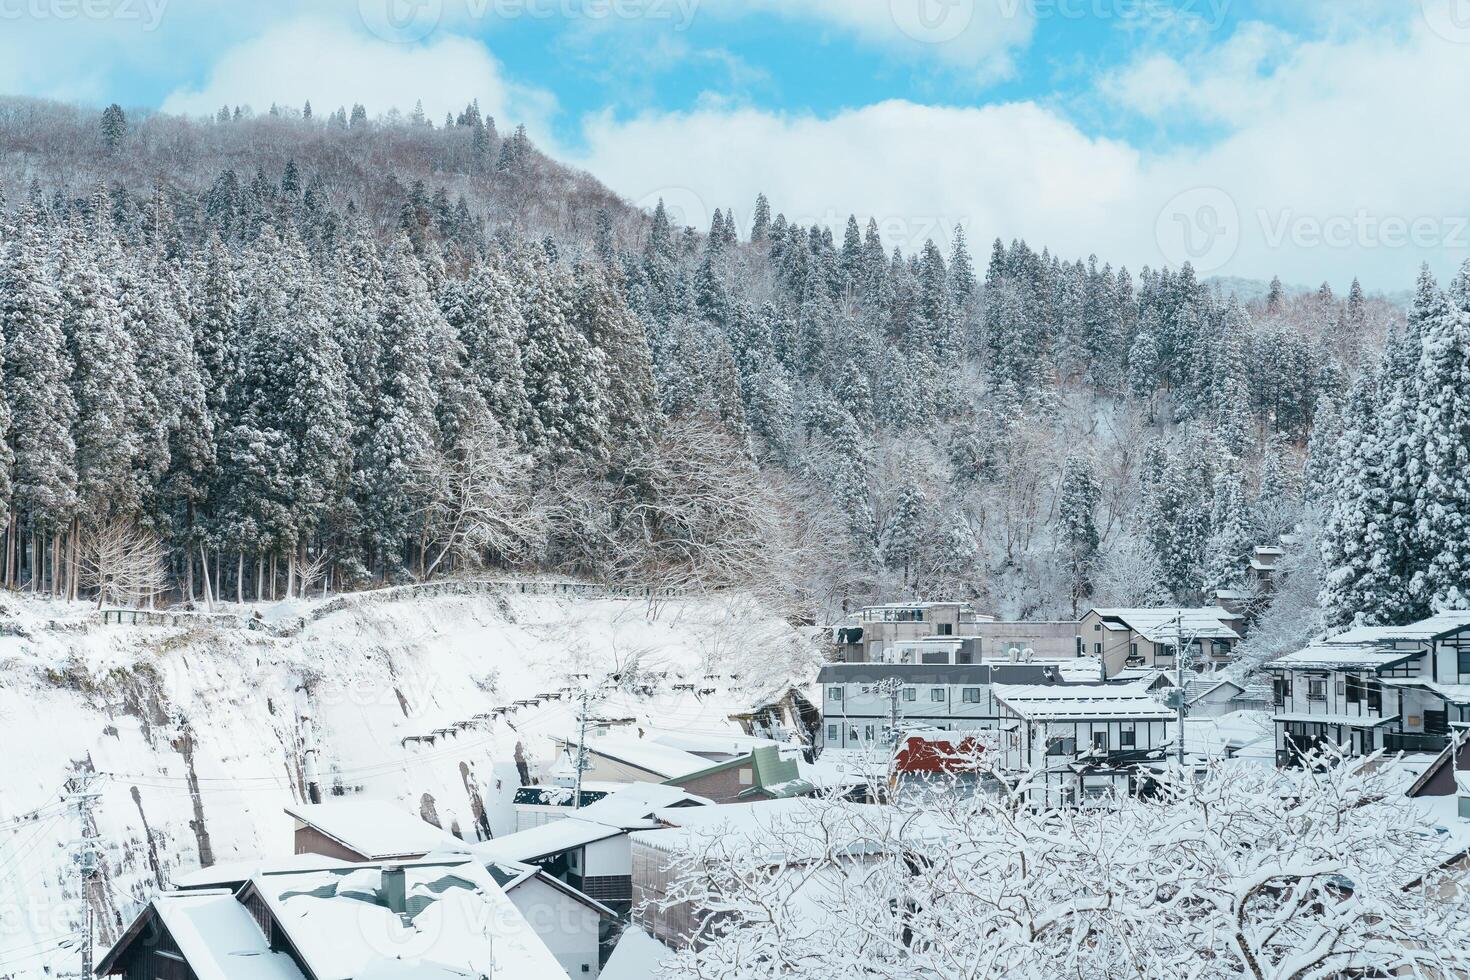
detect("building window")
(938, 623), (953, 636)
(903, 688), (917, 702)
(921, 651), (949, 665)
(1119, 727), (1136, 748)
(1092, 731), (1108, 751)
(1307, 679), (1326, 702)
(1345, 675), (1362, 703)
(864, 725), (876, 742)
(930, 688), (946, 702)
(1094, 642), (1103, 655)
(739, 768), (753, 786)
(1093, 623), (1102, 631)
(1129, 643), (1139, 658)
(961, 688), (982, 703)
(1046, 736), (1077, 756)
(1459, 649), (1470, 676)
(828, 688), (843, 701)
(827, 725), (839, 742)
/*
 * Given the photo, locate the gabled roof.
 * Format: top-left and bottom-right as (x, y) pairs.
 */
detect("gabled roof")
(572, 782), (713, 829)
(1088, 608), (1241, 643)
(171, 854), (356, 891)
(665, 745), (815, 800)
(993, 683), (1174, 721)
(1184, 677), (1246, 704)
(243, 859), (560, 979)
(485, 859), (617, 918)
(1328, 611), (1470, 644)
(575, 735), (711, 780)
(1406, 736), (1470, 799)
(471, 817), (625, 864)
(284, 800), (467, 861)
(97, 891), (305, 980)
(1269, 643), (1424, 672)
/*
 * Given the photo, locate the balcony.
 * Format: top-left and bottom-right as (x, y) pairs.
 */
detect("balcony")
(1383, 732), (1449, 754)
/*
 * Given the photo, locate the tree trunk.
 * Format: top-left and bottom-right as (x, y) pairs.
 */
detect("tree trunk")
(69, 516), (80, 603)
(199, 543), (214, 612)
(256, 554), (264, 602)
(287, 548), (296, 599)
(237, 552), (245, 605)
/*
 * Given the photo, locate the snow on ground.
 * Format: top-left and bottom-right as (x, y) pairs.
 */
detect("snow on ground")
(0, 587), (819, 979)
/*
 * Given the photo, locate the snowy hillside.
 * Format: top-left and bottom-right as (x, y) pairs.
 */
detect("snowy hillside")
(0, 587), (819, 979)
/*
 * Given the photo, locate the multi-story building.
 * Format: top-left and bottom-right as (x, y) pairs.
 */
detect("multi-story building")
(816, 656), (1105, 751)
(992, 683), (1176, 807)
(1079, 607), (1242, 678)
(1267, 611), (1470, 766)
(833, 602), (1082, 663)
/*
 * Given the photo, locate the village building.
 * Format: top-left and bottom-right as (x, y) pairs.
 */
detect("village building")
(475, 783), (715, 918)
(833, 601), (1082, 663)
(1267, 612), (1470, 766)
(662, 745), (814, 803)
(816, 657), (1102, 751)
(97, 859), (567, 979)
(285, 799), (465, 862)
(992, 683), (1176, 808)
(1079, 607), (1242, 678)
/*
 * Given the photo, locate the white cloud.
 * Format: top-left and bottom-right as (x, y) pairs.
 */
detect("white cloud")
(694, 0), (1036, 81)
(575, 11), (1470, 290)
(160, 18), (555, 139)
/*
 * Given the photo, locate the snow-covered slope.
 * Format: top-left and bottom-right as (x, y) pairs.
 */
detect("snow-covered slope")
(0, 587), (819, 979)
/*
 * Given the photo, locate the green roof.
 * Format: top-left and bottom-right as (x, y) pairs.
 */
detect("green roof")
(663, 745), (814, 799)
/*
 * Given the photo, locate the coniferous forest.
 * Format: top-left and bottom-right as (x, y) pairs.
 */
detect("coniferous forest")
(0, 95), (1450, 639)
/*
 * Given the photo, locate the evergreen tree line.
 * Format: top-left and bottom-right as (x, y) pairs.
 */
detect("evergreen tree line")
(0, 103), (1390, 614)
(1320, 262), (1470, 627)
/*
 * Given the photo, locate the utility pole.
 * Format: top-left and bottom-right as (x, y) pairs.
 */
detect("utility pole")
(64, 771), (101, 980)
(300, 689), (323, 804)
(572, 687), (593, 811)
(876, 677), (903, 748)
(1172, 612), (1196, 768)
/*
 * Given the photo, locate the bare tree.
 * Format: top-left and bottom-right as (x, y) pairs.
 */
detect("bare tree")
(79, 519), (168, 609)
(411, 419), (547, 578)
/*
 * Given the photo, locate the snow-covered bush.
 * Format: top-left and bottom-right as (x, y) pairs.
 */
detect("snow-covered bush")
(657, 751), (1470, 979)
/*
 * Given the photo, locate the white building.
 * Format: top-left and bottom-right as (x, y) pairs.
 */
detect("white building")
(1267, 611), (1470, 765)
(816, 657), (1103, 751)
(1079, 607), (1242, 678)
(993, 683), (1176, 807)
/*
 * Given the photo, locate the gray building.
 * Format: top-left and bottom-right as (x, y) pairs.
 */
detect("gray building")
(817, 661), (1095, 750)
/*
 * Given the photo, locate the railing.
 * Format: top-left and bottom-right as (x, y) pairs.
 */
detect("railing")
(1383, 732), (1449, 754)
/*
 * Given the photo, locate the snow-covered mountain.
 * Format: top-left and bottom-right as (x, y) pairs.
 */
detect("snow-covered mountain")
(0, 586), (818, 979)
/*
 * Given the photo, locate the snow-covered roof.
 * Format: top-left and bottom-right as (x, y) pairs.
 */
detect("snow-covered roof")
(1328, 611), (1470, 644)
(993, 683), (1174, 721)
(284, 800), (468, 861)
(148, 891), (304, 980)
(602, 926), (673, 980)
(1089, 608), (1241, 643)
(471, 816), (625, 864)
(645, 729), (783, 760)
(1273, 713), (1403, 728)
(569, 783), (713, 830)
(249, 859), (561, 979)
(1381, 678), (1470, 705)
(1269, 643), (1423, 672)
(579, 734), (713, 779)
(1184, 677), (1245, 703)
(634, 799), (907, 862)
(171, 854), (356, 890)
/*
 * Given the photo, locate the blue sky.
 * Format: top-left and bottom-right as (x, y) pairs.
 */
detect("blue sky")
(3, 0), (1467, 290)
